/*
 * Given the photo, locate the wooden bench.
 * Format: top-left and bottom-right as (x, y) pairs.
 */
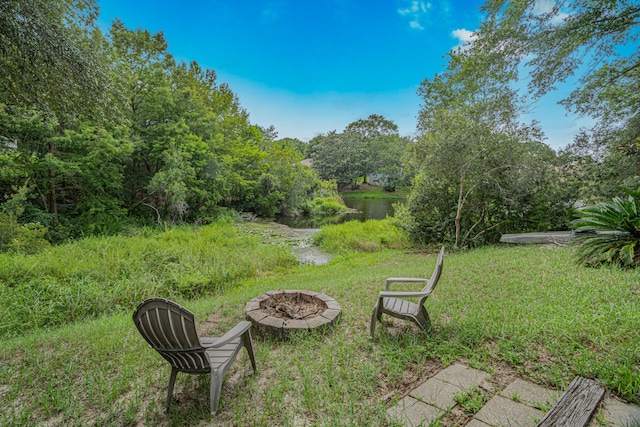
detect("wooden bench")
(536, 376), (606, 427)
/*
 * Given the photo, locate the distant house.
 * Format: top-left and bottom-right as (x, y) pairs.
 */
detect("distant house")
(369, 165), (404, 186)
(300, 158), (313, 167)
(368, 173), (390, 186)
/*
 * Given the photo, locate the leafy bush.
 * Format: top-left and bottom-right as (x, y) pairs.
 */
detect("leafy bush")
(312, 218), (411, 253)
(572, 188), (640, 267)
(305, 197), (346, 216)
(0, 186), (50, 254)
(0, 220), (50, 254)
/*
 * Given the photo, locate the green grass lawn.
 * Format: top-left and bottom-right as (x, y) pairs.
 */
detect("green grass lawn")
(0, 222), (638, 426)
(340, 183), (410, 199)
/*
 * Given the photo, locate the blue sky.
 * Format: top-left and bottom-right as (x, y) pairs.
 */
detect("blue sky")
(97, 0), (592, 149)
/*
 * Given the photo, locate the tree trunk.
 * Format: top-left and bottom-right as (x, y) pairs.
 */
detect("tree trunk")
(455, 203), (462, 248)
(48, 142), (57, 217)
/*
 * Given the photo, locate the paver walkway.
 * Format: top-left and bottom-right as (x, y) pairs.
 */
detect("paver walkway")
(387, 363), (640, 427)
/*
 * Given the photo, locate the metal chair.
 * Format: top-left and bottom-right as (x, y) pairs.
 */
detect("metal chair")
(133, 297), (256, 416)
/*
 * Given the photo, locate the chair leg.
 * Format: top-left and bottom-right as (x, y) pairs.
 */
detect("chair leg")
(416, 307), (432, 332)
(242, 330), (257, 372)
(166, 367), (178, 412)
(209, 369), (224, 417)
(370, 305), (379, 340)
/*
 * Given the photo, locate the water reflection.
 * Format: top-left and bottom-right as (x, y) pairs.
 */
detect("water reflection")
(274, 197), (403, 228)
(342, 197), (400, 220)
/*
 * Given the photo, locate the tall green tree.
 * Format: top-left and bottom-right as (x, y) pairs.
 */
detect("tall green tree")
(0, 106), (132, 235)
(0, 0), (110, 120)
(275, 137), (307, 156)
(407, 46), (559, 247)
(558, 124), (639, 206)
(109, 19), (176, 217)
(476, 1), (639, 121)
(169, 60), (273, 217)
(344, 114), (404, 185)
(310, 131), (367, 188)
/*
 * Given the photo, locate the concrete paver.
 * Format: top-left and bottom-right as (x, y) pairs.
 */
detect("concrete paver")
(432, 363), (489, 390)
(465, 420), (492, 427)
(410, 378), (461, 411)
(595, 396), (640, 426)
(474, 395), (545, 427)
(500, 378), (558, 410)
(388, 363), (640, 427)
(387, 395), (442, 427)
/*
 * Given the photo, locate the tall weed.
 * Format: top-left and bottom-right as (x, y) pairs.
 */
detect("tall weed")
(0, 222), (296, 337)
(313, 219), (411, 253)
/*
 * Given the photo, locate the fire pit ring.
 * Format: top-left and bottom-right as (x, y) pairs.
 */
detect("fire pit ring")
(245, 290), (341, 338)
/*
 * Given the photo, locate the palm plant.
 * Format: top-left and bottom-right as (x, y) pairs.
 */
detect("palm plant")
(571, 188), (640, 267)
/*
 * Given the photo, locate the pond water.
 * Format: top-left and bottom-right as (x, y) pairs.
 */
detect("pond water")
(270, 197), (404, 266)
(274, 197), (403, 229)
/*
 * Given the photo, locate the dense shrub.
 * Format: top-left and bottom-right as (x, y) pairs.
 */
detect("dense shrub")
(305, 197), (347, 216)
(0, 186), (50, 254)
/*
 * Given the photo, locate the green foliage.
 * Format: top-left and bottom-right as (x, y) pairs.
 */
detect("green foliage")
(255, 141), (326, 217)
(0, 222), (296, 337)
(572, 189), (640, 267)
(310, 115), (408, 189)
(0, 0), (110, 119)
(0, 220), (49, 255)
(305, 197), (346, 216)
(475, 1), (640, 124)
(0, 186), (50, 254)
(344, 114), (407, 184)
(310, 131), (367, 188)
(408, 107), (558, 247)
(312, 219), (410, 253)
(0, 14), (402, 237)
(409, 42), (569, 248)
(558, 125), (640, 206)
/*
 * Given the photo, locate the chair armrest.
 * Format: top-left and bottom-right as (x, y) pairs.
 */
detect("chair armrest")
(201, 321), (252, 348)
(385, 277), (428, 291)
(379, 291), (431, 298)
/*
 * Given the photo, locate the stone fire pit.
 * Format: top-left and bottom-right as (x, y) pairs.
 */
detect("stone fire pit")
(245, 290), (341, 338)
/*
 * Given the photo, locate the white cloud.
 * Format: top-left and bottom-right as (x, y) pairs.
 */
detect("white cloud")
(451, 28), (477, 51)
(397, 1), (432, 30)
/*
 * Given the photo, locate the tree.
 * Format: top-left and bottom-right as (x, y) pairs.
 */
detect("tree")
(557, 125), (639, 207)
(344, 114), (402, 184)
(345, 114), (398, 139)
(273, 137), (307, 156)
(408, 108), (551, 246)
(475, 0), (640, 124)
(407, 46), (560, 247)
(0, 105), (134, 235)
(0, 0), (110, 120)
(48, 123), (133, 233)
(310, 131), (367, 188)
